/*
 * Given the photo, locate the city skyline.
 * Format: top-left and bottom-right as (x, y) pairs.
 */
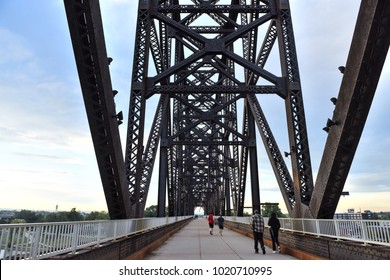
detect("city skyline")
(0, 1), (389, 215)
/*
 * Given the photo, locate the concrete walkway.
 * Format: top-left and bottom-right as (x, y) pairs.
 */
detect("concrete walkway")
(144, 218), (297, 260)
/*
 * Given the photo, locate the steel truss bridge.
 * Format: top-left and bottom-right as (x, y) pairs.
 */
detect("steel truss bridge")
(64, 0), (390, 219)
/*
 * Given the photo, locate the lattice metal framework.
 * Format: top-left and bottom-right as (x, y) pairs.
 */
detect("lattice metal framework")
(64, 0), (389, 219)
(124, 0), (314, 218)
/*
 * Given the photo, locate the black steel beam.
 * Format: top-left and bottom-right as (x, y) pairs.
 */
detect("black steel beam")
(64, 0), (130, 219)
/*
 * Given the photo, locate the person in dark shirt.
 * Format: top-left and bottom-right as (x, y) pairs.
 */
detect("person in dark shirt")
(217, 214), (225, 236)
(268, 212), (281, 253)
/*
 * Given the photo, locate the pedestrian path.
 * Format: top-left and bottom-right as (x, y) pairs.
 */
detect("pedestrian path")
(144, 218), (297, 260)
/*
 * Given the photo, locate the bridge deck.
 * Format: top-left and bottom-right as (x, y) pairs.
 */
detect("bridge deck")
(144, 218), (297, 260)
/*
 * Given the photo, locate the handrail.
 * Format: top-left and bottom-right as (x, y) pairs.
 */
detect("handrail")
(225, 216), (390, 247)
(0, 216), (192, 260)
(2, 216), (388, 260)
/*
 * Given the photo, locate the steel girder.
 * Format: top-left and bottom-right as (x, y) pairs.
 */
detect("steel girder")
(124, 0), (313, 217)
(65, 0), (389, 219)
(64, 0), (131, 219)
(310, 0), (390, 219)
(274, 0), (314, 217)
(64, 0), (315, 218)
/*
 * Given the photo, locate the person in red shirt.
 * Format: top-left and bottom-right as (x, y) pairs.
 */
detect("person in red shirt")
(208, 212), (214, 235)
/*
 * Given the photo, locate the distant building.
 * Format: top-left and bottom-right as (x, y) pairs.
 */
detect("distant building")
(0, 210), (16, 223)
(334, 209), (374, 220)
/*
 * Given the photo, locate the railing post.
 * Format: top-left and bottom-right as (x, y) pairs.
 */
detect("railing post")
(142, 219), (146, 230)
(113, 221), (118, 240)
(334, 220), (340, 241)
(315, 220), (320, 237)
(97, 223), (102, 246)
(361, 220), (368, 245)
(3, 228), (11, 260)
(71, 224), (80, 254)
(31, 226), (42, 260)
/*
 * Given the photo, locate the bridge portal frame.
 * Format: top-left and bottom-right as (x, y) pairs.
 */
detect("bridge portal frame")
(64, 0), (389, 219)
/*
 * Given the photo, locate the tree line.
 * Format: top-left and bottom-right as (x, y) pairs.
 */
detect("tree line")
(0, 208), (110, 224)
(1, 204), (288, 224)
(0, 205), (160, 224)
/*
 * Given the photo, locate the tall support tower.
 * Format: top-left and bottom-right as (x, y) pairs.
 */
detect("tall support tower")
(125, 0), (313, 218)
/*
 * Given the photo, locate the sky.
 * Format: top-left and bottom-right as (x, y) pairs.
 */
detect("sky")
(0, 0), (389, 215)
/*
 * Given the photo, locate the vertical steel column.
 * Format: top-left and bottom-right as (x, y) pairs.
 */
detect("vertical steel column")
(248, 102), (261, 214)
(125, 0), (151, 217)
(275, 0), (314, 217)
(158, 102), (170, 217)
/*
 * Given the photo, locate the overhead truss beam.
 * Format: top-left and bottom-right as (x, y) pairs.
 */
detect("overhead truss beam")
(64, 0), (388, 219)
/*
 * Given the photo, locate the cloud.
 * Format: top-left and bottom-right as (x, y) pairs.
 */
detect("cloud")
(0, 27), (34, 64)
(12, 152), (83, 165)
(0, 28), (101, 211)
(0, 29), (91, 155)
(346, 172), (390, 193)
(337, 192), (390, 213)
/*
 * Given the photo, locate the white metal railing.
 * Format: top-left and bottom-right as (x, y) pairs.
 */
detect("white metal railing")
(0, 216), (192, 260)
(225, 216), (390, 247)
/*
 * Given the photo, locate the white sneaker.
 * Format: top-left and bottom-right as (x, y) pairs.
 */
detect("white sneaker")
(273, 251), (276, 253)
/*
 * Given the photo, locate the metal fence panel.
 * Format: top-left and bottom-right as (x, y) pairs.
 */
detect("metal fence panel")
(0, 216), (191, 260)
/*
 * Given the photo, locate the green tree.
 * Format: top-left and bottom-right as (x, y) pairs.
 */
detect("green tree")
(243, 211), (252, 217)
(84, 211), (109, 220)
(67, 208), (83, 221)
(44, 212), (68, 222)
(44, 212), (59, 222)
(261, 203), (285, 218)
(15, 210), (44, 223)
(144, 205), (157, 217)
(44, 209), (83, 222)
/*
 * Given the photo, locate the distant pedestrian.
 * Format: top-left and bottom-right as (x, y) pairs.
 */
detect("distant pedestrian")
(268, 212), (281, 253)
(217, 214), (225, 236)
(251, 210), (266, 254)
(208, 212), (214, 235)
